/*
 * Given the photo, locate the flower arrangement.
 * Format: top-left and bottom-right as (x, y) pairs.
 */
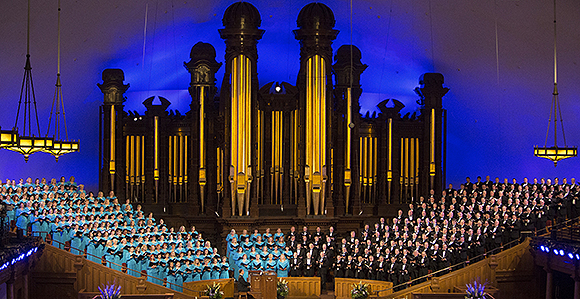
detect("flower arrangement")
(351, 281), (370, 299)
(94, 281), (121, 299)
(205, 282), (224, 299)
(465, 280), (487, 299)
(277, 279), (289, 299)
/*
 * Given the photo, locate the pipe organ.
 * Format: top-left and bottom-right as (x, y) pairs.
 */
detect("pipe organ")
(99, 2), (448, 220)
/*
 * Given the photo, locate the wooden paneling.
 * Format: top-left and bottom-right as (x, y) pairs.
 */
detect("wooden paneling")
(280, 277), (321, 298)
(385, 239), (532, 299)
(183, 278), (234, 298)
(78, 290), (175, 299)
(32, 243), (197, 299)
(412, 293), (466, 299)
(334, 278), (392, 299)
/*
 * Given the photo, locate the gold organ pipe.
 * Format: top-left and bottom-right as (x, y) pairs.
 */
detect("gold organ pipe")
(321, 56), (326, 171)
(430, 108), (436, 176)
(174, 135), (178, 185)
(346, 88), (352, 169)
(360, 137), (364, 183)
(110, 106), (116, 174)
(368, 137), (372, 187)
(231, 56), (238, 178)
(184, 135), (188, 184)
(387, 118), (392, 181)
(373, 137), (377, 200)
(246, 57), (251, 175)
(179, 135), (184, 185)
(141, 136), (145, 184)
(279, 112), (283, 168)
(154, 116), (159, 180)
(271, 111), (275, 170)
(239, 56), (244, 172)
(130, 135), (135, 184)
(404, 138), (409, 187)
(169, 136), (173, 183)
(313, 57), (319, 173)
(200, 86), (205, 169)
(258, 110), (263, 173)
(400, 137), (404, 200)
(415, 137), (419, 184)
(136, 135), (141, 184)
(306, 58), (312, 176)
(125, 135), (130, 183)
(410, 137), (415, 187)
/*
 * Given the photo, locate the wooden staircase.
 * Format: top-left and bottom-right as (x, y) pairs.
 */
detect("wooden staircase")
(30, 241), (197, 299)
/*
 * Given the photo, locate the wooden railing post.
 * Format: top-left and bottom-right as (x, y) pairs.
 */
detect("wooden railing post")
(488, 255), (498, 288)
(136, 277), (147, 294)
(74, 256), (85, 291)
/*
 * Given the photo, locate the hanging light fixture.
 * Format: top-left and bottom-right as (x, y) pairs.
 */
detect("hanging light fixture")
(41, 0), (79, 161)
(534, 0), (577, 166)
(0, 0), (54, 162)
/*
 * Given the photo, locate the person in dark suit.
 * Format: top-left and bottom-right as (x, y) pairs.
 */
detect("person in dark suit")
(317, 251), (330, 290)
(345, 255), (355, 278)
(509, 214), (522, 245)
(375, 255), (387, 281)
(417, 251), (430, 280)
(354, 256), (365, 279)
(238, 269), (251, 292)
(398, 257), (411, 288)
(438, 244), (451, 274)
(333, 255), (345, 278)
(387, 256), (399, 284)
(303, 252), (316, 277)
(289, 251), (302, 277)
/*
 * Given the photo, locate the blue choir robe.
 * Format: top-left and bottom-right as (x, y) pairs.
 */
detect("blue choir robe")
(86, 242), (98, 263)
(220, 262), (230, 279)
(251, 259), (264, 271)
(238, 259), (250, 281)
(139, 257), (150, 276)
(147, 264), (159, 283)
(31, 219), (42, 235)
(226, 233), (239, 245)
(277, 259), (289, 277)
(192, 264), (202, 281)
(70, 236), (85, 255)
(127, 256), (140, 277)
(174, 270), (184, 292)
(52, 230), (63, 249)
(166, 268), (178, 290)
(201, 264), (212, 280)
(211, 263), (220, 280)
(183, 265), (194, 283)
(40, 221), (50, 234)
(254, 241), (264, 249)
(104, 251), (115, 269)
(15, 213), (29, 235)
(265, 260), (277, 272)
(259, 251), (269, 261)
(241, 241), (254, 252)
(111, 250), (123, 271)
(6, 202), (15, 222)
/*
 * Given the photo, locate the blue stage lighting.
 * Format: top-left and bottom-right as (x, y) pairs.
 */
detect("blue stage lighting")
(575, 254), (580, 260)
(559, 249), (565, 256)
(540, 245), (547, 252)
(553, 249), (559, 255)
(567, 253), (574, 259)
